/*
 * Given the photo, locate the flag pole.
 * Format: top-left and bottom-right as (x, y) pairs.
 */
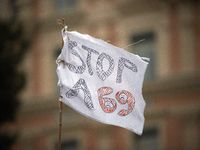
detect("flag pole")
(58, 99), (63, 150)
(57, 18), (65, 150)
(58, 101), (62, 150)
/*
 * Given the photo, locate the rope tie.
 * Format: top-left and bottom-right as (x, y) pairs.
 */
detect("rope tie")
(57, 59), (66, 68)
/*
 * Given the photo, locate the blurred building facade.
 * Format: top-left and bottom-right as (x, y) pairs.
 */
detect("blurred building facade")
(1, 0), (200, 150)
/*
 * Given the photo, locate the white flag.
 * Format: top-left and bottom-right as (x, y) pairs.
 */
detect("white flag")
(56, 26), (149, 135)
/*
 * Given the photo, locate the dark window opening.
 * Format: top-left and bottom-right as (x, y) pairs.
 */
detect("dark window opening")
(131, 32), (157, 81)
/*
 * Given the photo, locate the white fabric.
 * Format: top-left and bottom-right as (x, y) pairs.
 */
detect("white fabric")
(56, 27), (149, 135)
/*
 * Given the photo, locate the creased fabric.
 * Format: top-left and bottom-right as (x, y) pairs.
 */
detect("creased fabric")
(56, 27), (149, 135)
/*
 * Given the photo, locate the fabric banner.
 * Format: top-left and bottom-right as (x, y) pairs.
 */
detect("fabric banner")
(56, 26), (149, 135)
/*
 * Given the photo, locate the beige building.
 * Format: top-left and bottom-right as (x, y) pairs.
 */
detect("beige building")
(1, 0), (200, 150)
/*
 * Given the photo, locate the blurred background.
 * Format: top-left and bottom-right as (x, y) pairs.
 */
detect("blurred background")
(0, 0), (200, 150)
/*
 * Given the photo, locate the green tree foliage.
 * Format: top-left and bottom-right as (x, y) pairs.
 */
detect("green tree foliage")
(0, 21), (29, 150)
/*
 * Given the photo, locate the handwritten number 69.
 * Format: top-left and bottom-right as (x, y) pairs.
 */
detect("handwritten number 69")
(98, 87), (135, 116)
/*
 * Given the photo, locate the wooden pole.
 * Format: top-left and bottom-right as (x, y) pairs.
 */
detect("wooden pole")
(58, 100), (63, 150)
(57, 18), (65, 150)
(57, 18), (67, 150)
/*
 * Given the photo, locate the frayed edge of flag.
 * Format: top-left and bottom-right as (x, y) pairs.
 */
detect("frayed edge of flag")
(141, 57), (150, 63)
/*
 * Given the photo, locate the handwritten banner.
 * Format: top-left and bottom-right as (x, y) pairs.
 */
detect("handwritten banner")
(56, 27), (148, 135)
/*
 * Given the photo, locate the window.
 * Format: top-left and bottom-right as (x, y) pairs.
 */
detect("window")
(135, 129), (158, 150)
(56, 140), (79, 150)
(55, 48), (62, 58)
(54, 48), (62, 95)
(0, 0), (2, 18)
(131, 32), (156, 80)
(56, 0), (77, 12)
